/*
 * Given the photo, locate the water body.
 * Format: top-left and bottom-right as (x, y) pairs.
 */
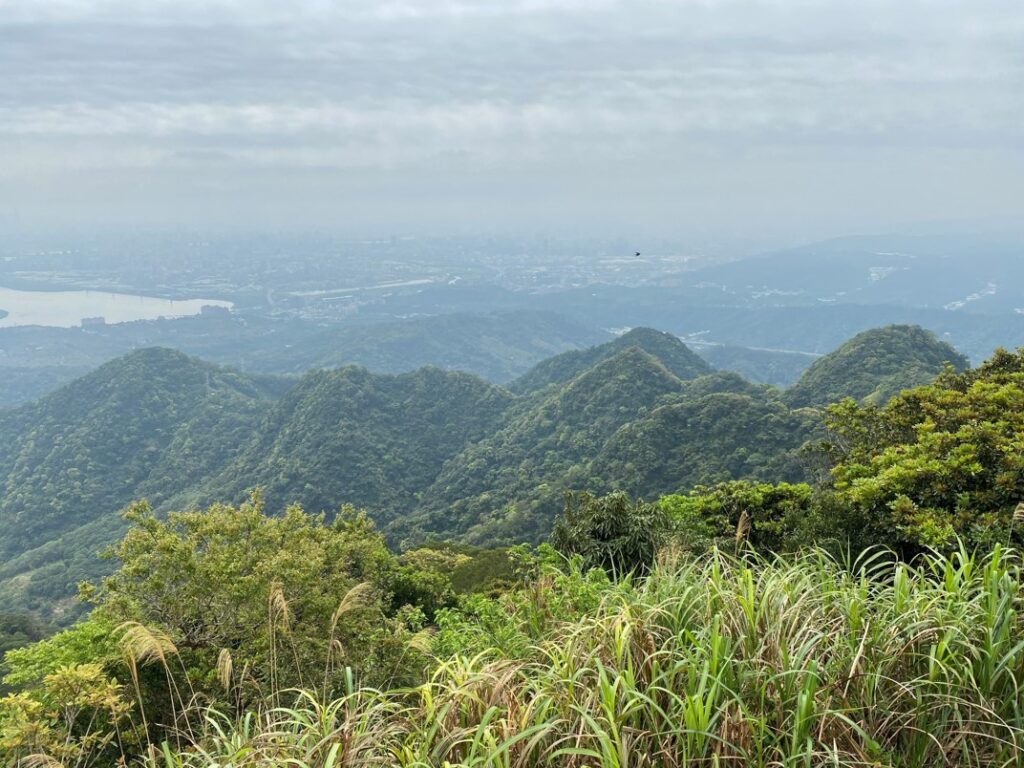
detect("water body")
(0, 286), (232, 328)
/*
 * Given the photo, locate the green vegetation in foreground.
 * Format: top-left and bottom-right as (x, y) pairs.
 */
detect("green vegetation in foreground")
(5, 540), (1024, 767)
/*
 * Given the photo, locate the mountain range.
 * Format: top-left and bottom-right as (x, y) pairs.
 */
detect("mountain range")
(0, 323), (966, 621)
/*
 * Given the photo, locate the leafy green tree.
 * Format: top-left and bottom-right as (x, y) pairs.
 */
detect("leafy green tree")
(2, 617), (119, 693)
(659, 481), (815, 554)
(0, 663), (133, 766)
(820, 348), (1024, 553)
(433, 545), (615, 659)
(78, 494), (435, 706)
(551, 491), (668, 574)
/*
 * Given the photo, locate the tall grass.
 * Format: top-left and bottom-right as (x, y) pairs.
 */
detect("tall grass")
(72, 546), (1024, 766)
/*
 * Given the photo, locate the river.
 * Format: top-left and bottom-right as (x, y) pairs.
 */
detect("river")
(0, 286), (232, 328)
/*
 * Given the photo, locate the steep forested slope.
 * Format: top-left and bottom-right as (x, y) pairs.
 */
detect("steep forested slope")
(410, 363), (816, 546)
(510, 327), (710, 393)
(0, 325), (966, 621)
(0, 348), (284, 561)
(0, 350), (287, 619)
(592, 393), (818, 500)
(196, 366), (515, 521)
(783, 324), (968, 407)
(408, 347), (689, 544)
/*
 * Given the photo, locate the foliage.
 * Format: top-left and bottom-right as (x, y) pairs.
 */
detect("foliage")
(551, 490), (669, 573)
(0, 325), (984, 625)
(509, 326), (711, 393)
(820, 347), (1024, 554)
(432, 545), (617, 659)
(1, 500), (526, 763)
(2, 616), (119, 692)
(86, 496), (438, 703)
(44, 546), (1024, 768)
(0, 613), (49, 662)
(591, 391), (818, 500)
(410, 347), (691, 545)
(0, 348), (283, 622)
(0, 663), (134, 766)
(0, 612), (52, 695)
(0, 348), (280, 561)
(660, 480), (816, 553)
(199, 365), (514, 529)
(0, 356), (511, 625)
(784, 324), (968, 408)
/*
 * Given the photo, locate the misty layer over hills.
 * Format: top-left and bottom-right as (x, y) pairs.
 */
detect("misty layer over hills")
(1, 230), (1024, 409)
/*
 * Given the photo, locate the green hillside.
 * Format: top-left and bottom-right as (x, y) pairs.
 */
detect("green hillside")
(0, 325), (967, 623)
(0, 350), (287, 619)
(409, 347), (691, 544)
(0, 348), (283, 561)
(9, 332), (1024, 767)
(197, 365), (515, 522)
(592, 392), (818, 500)
(408, 362), (810, 547)
(783, 324), (968, 407)
(509, 327), (711, 393)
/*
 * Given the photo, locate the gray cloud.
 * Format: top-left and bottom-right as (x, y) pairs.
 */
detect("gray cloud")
(1, 0), (1022, 235)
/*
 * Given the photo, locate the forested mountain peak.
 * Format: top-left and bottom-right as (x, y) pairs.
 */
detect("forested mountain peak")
(25, 346), (264, 403)
(783, 324), (968, 408)
(194, 362), (516, 523)
(406, 347), (717, 545)
(0, 349), (282, 542)
(553, 346), (686, 413)
(0, 349), (286, 617)
(510, 327), (711, 393)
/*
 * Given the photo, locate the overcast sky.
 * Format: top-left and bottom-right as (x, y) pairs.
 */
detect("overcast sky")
(1, 0), (1022, 238)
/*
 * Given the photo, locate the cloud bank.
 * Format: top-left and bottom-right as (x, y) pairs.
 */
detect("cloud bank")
(1, 0), (1021, 235)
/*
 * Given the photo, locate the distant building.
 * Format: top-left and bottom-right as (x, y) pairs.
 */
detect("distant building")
(200, 304), (231, 317)
(80, 316), (106, 328)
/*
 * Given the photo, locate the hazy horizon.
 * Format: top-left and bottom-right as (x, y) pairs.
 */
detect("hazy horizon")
(2, 0), (1022, 239)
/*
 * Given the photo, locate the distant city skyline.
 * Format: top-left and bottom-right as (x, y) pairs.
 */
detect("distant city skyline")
(2, 0), (1022, 238)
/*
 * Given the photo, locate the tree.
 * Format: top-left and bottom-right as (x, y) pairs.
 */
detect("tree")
(80, 494), (436, 707)
(659, 481), (815, 554)
(551, 491), (668, 574)
(820, 348), (1024, 553)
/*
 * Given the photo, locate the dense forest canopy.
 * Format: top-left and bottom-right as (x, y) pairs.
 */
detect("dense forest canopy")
(783, 324), (968, 407)
(0, 324), (971, 624)
(508, 326), (712, 393)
